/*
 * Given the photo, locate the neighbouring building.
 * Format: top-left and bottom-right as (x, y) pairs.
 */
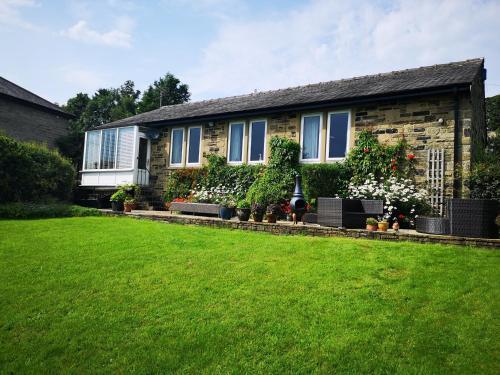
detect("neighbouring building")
(80, 58), (487, 208)
(0, 76), (73, 148)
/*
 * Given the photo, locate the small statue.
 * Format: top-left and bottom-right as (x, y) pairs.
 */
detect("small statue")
(392, 221), (400, 232)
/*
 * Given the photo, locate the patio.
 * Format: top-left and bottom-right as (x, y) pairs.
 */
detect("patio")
(101, 209), (500, 249)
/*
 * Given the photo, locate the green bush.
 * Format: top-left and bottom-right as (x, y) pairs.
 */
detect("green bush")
(301, 163), (351, 201)
(163, 168), (205, 202)
(0, 202), (101, 219)
(468, 160), (500, 203)
(0, 134), (75, 203)
(246, 136), (300, 206)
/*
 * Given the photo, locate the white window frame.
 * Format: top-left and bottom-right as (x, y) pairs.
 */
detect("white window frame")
(186, 126), (202, 167)
(82, 126), (137, 172)
(326, 110), (351, 161)
(299, 113), (323, 163)
(169, 127), (185, 167)
(227, 121), (245, 165)
(248, 119), (267, 164)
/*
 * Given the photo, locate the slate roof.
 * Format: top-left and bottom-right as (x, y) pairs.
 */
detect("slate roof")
(100, 58), (484, 129)
(0, 76), (72, 117)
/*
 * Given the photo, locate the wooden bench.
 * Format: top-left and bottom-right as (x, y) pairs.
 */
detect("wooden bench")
(169, 202), (221, 216)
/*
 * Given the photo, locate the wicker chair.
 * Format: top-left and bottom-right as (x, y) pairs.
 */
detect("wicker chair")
(317, 198), (383, 228)
(447, 199), (498, 238)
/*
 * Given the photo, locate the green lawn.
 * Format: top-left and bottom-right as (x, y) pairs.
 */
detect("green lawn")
(0, 217), (498, 374)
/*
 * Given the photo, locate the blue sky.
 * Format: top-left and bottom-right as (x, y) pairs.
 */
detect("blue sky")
(1, 0), (499, 105)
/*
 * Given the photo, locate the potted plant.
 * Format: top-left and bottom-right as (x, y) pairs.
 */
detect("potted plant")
(366, 217), (378, 231)
(378, 219), (389, 231)
(219, 195), (236, 220)
(236, 199), (251, 221)
(110, 190), (126, 212)
(251, 202), (265, 222)
(281, 201), (292, 221)
(266, 204), (281, 223)
(124, 197), (136, 213)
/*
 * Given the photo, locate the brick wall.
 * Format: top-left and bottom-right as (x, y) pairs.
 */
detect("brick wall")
(0, 96), (69, 148)
(149, 91), (483, 199)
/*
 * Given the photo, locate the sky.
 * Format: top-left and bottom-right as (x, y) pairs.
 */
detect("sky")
(1, 0), (500, 106)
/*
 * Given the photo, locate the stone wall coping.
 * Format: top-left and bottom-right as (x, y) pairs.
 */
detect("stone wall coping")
(101, 210), (499, 249)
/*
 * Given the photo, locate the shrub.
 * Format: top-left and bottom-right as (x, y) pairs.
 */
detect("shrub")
(246, 137), (300, 206)
(0, 202), (101, 219)
(467, 160), (500, 203)
(0, 134), (76, 203)
(301, 163), (351, 201)
(163, 168), (206, 203)
(345, 131), (414, 183)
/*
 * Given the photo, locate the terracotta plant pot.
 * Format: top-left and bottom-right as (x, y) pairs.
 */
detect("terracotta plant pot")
(366, 224), (377, 231)
(266, 213), (277, 223)
(124, 203), (133, 212)
(378, 221), (388, 231)
(392, 221), (400, 231)
(164, 202), (171, 210)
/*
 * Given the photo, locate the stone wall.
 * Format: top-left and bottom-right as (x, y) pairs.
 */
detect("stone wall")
(0, 96), (69, 148)
(149, 91), (485, 199)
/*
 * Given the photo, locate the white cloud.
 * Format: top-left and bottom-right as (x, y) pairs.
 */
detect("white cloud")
(60, 16), (135, 48)
(0, 0), (39, 30)
(187, 0), (500, 99)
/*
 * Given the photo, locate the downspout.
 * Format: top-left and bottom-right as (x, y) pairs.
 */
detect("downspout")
(453, 87), (461, 198)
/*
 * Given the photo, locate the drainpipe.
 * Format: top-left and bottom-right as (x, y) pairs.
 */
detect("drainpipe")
(453, 87), (461, 198)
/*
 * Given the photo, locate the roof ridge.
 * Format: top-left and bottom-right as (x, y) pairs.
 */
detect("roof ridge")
(0, 76), (69, 115)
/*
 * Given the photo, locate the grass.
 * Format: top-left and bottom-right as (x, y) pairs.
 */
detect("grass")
(0, 217), (498, 374)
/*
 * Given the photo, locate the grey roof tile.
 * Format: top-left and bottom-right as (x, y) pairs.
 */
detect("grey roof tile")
(100, 58), (484, 128)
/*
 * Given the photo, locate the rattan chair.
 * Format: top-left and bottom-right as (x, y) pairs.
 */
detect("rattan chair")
(447, 199), (498, 238)
(317, 198), (383, 228)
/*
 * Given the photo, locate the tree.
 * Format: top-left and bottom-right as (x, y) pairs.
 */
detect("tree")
(137, 73), (190, 113)
(486, 94), (500, 132)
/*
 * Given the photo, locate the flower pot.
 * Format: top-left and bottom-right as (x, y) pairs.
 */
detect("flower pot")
(252, 211), (264, 222)
(124, 203), (133, 213)
(164, 201), (171, 210)
(236, 208), (251, 221)
(366, 224), (377, 231)
(266, 213), (277, 223)
(219, 206), (234, 220)
(378, 222), (388, 231)
(392, 221), (400, 232)
(111, 201), (124, 212)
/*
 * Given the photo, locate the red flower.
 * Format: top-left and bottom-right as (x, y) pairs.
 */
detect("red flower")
(173, 197), (186, 202)
(398, 214), (405, 219)
(363, 147), (370, 153)
(407, 153), (415, 160)
(391, 165), (397, 171)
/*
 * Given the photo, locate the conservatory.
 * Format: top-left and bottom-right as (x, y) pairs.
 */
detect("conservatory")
(81, 126), (151, 187)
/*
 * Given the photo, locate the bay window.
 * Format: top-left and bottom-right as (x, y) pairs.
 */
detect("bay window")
(300, 114), (322, 162)
(170, 128), (184, 166)
(228, 122), (244, 164)
(187, 126), (202, 165)
(327, 111), (350, 160)
(83, 127), (135, 170)
(249, 120), (266, 163)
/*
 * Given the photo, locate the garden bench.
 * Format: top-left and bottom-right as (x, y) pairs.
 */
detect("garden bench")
(169, 202), (221, 216)
(317, 198), (383, 228)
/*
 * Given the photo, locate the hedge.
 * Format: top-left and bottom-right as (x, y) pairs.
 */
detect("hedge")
(0, 203), (101, 219)
(0, 134), (75, 203)
(301, 163), (351, 201)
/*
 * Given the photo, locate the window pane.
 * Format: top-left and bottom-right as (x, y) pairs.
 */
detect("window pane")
(84, 131), (101, 169)
(249, 121), (266, 162)
(100, 129), (116, 169)
(116, 127), (134, 169)
(302, 115), (320, 159)
(171, 129), (184, 164)
(188, 127), (201, 164)
(229, 123), (244, 162)
(328, 113), (349, 158)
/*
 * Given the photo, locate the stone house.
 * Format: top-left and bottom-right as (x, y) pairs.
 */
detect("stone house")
(0, 77), (73, 148)
(80, 58), (487, 207)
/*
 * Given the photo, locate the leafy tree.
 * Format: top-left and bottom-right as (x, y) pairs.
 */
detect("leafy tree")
(486, 94), (500, 132)
(137, 73), (190, 113)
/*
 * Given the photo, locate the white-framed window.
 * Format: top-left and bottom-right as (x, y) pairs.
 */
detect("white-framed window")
(248, 119), (267, 164)
(187, 126), (202, 166)
(83, 127), (135, 170)
(228, 122), (245, 164)
(170, 128), (185, 167)
(300, 113), (322, 162)
(326, 111), (351, 160)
